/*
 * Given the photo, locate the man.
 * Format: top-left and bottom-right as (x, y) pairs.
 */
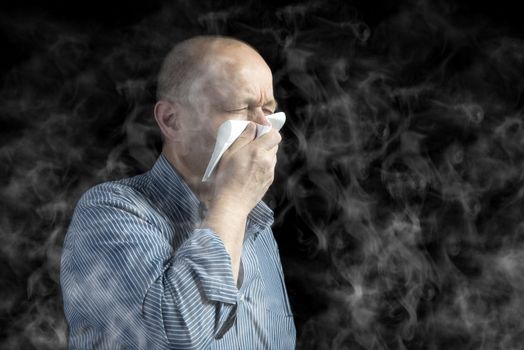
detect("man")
(60, 36), (296, 349)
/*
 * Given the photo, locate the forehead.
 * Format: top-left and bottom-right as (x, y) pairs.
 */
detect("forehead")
(201, 50), (274, 104)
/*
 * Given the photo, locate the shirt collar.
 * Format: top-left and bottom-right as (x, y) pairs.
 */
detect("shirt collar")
(149, 154), (274, 236)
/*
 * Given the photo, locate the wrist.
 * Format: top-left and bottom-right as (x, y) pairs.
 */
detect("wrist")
(208, 194), (251, 218)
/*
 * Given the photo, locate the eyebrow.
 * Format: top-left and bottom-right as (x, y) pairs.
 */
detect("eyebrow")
(242, 97), (278, 110)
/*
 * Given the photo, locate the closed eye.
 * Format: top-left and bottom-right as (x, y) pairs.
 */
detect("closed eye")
(226, 106), (276, 115)
(227, 106), (248, 113)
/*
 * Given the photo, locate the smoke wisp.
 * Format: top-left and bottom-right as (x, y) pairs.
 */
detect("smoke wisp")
(1, 0), (524, 349)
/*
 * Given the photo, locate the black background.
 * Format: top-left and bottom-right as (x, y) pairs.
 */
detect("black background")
(2, 0), (524, 349)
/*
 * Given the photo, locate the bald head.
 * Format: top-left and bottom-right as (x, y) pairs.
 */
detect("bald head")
(156, 36), (264, 104)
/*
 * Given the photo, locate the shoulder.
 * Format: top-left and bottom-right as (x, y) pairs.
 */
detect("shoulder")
(67, 173), (160, 235)
(77, 173), (151, 211)
(64, 173), (165, 251)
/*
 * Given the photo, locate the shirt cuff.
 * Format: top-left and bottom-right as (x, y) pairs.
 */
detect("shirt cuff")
(175, 228), (238, 304)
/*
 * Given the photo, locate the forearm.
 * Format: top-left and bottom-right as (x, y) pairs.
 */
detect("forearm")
(201, 196), (249, 282)
(144, 228), (239, 349)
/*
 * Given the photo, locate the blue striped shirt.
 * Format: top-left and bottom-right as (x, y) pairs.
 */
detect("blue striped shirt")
(60, 154), (296, 349)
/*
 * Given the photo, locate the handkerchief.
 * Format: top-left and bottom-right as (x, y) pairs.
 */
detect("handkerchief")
(202, 112), (286, 182)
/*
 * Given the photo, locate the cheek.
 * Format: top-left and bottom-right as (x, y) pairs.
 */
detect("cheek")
(192, 126), (217, 154)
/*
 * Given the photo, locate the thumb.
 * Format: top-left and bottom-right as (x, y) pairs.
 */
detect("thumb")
(228, 122), (256, 153)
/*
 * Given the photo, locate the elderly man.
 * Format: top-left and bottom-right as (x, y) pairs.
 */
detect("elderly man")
(60, 36), (296, 349)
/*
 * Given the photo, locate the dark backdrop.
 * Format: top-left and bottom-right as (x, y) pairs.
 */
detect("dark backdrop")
(2, 0), (524, 349)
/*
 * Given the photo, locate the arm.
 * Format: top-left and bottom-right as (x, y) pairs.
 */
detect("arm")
(203, 123), (281, 281)
(64, 187), (238, 350)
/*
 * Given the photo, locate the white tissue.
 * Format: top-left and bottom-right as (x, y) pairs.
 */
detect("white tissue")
(202, 112), (286, 182)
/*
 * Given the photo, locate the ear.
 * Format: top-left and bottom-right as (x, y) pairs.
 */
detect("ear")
(154, 100), (179, 141)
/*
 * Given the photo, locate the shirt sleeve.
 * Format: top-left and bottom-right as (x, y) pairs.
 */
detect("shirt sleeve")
(62, 185), (239, 349)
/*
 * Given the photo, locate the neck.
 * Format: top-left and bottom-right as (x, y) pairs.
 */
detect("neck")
(162, 145), (214, 207)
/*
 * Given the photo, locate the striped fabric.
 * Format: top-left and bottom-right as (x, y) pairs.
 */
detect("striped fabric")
(60, 154), (296, 349)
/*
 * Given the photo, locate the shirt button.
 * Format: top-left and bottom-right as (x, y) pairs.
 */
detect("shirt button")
(239, 293), (244, 301)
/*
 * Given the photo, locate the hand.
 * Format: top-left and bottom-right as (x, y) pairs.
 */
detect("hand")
(201, 122), (281, 281)
(210, 122), (282, 215)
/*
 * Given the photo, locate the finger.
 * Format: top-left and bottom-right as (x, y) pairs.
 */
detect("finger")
(253, 129), (282, 150)
(227, 122), (256, 154)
